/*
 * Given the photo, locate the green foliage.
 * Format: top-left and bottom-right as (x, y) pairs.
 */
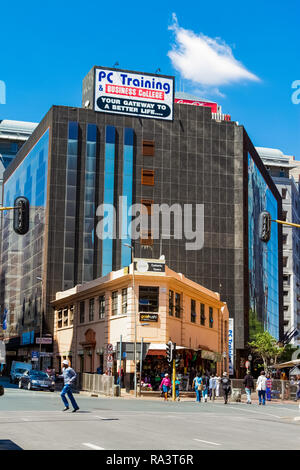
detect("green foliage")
(279, 343), (298, 363)
(248, 331), (284, 371)
(249, 309), (264, 340)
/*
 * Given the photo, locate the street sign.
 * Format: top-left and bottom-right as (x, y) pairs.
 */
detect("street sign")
(245, 360), (250, 369)
(106, 343), (113, 353)
(123, 352), (127, 358)
(31, 351), (39, 362)
(36, 337), (52, 344)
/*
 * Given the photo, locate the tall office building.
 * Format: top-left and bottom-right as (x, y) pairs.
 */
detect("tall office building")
(257, 147), (300, 344)
(0, 67), (283, 375)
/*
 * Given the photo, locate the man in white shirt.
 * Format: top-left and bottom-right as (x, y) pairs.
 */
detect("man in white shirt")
(256, 370), (267, 405)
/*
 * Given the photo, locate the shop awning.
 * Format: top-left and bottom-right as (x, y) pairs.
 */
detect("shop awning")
(147, 343), (187, 356)
(273, 359), (300, 369)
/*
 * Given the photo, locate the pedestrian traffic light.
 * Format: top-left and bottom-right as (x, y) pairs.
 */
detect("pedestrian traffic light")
(175, 358), (180, 367)
(13, 197), (30, 235)
(166, 341), (173, 363)
(259, 211), (271, 242)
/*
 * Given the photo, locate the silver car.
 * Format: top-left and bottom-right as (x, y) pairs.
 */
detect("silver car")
(19, 370), (55, 392)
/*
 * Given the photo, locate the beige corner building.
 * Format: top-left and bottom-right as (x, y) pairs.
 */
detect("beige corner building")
(52, 259), (229, 390)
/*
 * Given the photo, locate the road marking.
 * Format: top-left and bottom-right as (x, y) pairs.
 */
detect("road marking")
(194, 438), (221, 446)
(83, 443), (105, 450)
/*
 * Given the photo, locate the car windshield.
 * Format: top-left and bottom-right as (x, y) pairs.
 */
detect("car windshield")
(15, 369), (27, 374)
(30, 371), (49, 379)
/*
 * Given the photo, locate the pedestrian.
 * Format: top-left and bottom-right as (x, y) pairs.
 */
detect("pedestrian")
(295, 375), (300, 401)
(209, 374), (216, 401)
(266, 373), (272, 401)
(215, 374), (221, 397)
(59, 360), (80, 412)
(172, 376), (181, 401)
(221, 372), (231, 404)
(243, 370), (254, 404)
(159, 373), (171, 401)
(256, 370), (267, 405)
(201, 373), (209, 403)
(192, 373), (202, 403)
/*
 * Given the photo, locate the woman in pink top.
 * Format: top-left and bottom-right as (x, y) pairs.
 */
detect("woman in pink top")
(160, 373), (171, 401)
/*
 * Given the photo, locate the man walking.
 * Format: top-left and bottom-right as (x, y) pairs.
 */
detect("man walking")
(221, 372), (231, 404)
(60, 360), (79, 412)
(243, 370), (254, 404)
(256, 370), (267, 405)
(209, 374), (216, 401)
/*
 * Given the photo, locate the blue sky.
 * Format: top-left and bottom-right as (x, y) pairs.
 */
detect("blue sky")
(1, 0), (299, 157)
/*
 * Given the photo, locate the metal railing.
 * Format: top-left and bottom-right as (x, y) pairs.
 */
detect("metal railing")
(231, 379), (298, 400)
(77, 373), (114, 396)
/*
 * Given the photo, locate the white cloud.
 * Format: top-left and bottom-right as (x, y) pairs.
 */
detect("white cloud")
(168, 14), (260, 90)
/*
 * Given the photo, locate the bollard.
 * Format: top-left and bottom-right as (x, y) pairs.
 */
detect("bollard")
(0, 386), (4, 396)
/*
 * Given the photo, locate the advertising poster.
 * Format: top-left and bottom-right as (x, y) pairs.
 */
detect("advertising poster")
(228, 318), (234, 376)
(94, 67), (174, 120)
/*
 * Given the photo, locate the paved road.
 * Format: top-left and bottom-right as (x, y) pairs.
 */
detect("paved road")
(0, 379), (300, 450)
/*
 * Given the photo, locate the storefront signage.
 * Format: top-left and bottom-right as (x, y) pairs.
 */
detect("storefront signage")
(36, 337), (52, 344)
(139, 313), (158, 322)
(21, 331), (34, 345)
(228, 318), (234, 376)
(94, 67), (174, 121)
(135, 261), (165, 273)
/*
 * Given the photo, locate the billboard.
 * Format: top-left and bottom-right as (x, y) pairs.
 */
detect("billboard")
(94, 67), (174, 120)
(228, 318), (234, 376)
(175, 98), (218, 113)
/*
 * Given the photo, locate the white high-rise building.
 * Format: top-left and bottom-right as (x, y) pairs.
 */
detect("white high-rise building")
(256, 147), (300, 345)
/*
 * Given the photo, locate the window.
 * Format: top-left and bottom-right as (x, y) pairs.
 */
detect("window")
(140, 230), (153, 246)
(141, 199), (153, 215)
(79, 301), (85, 323)
(224, 320), (227, 343)
(139, 286), (159, 312)
(283, 291), (288, 296)
(175, 293), (181, 318)
(200, 303), (205, 326)
(142, 140), (155, 156)
(122, 288), (128, 314)
(191, 299), (196, 323)
(209, 307), (213, 328)
(69, 306), (74, 325)
(99, 295), (105, 319)
(63, 308), (68, 327)
(89, 298), (94, 322)
(57, 310), (62, 329)
(169, 290), (174, 316)
(141, 169), (154, 185)
(282, 211), (287, 221)
(282, 235), (288, 245)
(283, 257), (288, 267)
(283, 305), (289, 311)
(112, 291), (118, 316)
(282, 188), (287, 199)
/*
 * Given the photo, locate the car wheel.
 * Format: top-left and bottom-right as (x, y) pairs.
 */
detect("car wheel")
(18, 380), (22, 389)
(50, 388), (55, 392)
(27, 382), (31, 391)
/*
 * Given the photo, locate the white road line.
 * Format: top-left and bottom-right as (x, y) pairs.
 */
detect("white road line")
(83, 443), (105, 450)
(194, 439), (221, 446)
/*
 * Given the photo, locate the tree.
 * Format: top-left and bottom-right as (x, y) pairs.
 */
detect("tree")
(248, 331), (285, 372)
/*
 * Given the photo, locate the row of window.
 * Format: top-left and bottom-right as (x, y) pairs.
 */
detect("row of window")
(57, 286), (217, 328)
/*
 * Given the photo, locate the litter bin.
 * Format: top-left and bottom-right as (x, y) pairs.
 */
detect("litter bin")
(231, 388), (242, 402)
(113, 385), (120, 397)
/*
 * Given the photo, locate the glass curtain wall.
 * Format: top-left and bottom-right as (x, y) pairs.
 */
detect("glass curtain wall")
(121, 128), (134, 268)
(1, 129), (49, 336)
(248, 153), (279, 340)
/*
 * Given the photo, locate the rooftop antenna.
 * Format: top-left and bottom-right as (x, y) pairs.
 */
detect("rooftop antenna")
(113, 61), (119, 68)
(155, 68), (161, 74)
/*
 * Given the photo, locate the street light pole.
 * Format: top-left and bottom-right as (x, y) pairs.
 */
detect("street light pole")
(36, 277), (43, 370)
(123, 243), (137, 397)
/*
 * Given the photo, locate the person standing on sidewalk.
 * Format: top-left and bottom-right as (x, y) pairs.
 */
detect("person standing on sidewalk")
(256, 371), (267, 405)
(192, 373), (202, 403)
(266, 373), (272, 401)
(209, 374), (216, 401)
(221, 372), (231, 404)
(159, 373), (171, 401)
(201, 373), (209, 403)
(243, 370), (254, 404)
(60, 360), (79, 412)
(215, 374), (221, 397)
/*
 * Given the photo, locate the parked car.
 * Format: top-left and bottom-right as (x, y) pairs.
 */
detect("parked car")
(19, 370), (55, 392)
(10, 361), (32, 383)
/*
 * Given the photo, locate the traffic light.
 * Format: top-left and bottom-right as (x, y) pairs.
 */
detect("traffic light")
(259, 211), (271, 243)
(13, 197), (29, 235)
(166, 341), (173, 363)
(175, 357), (180, 367)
